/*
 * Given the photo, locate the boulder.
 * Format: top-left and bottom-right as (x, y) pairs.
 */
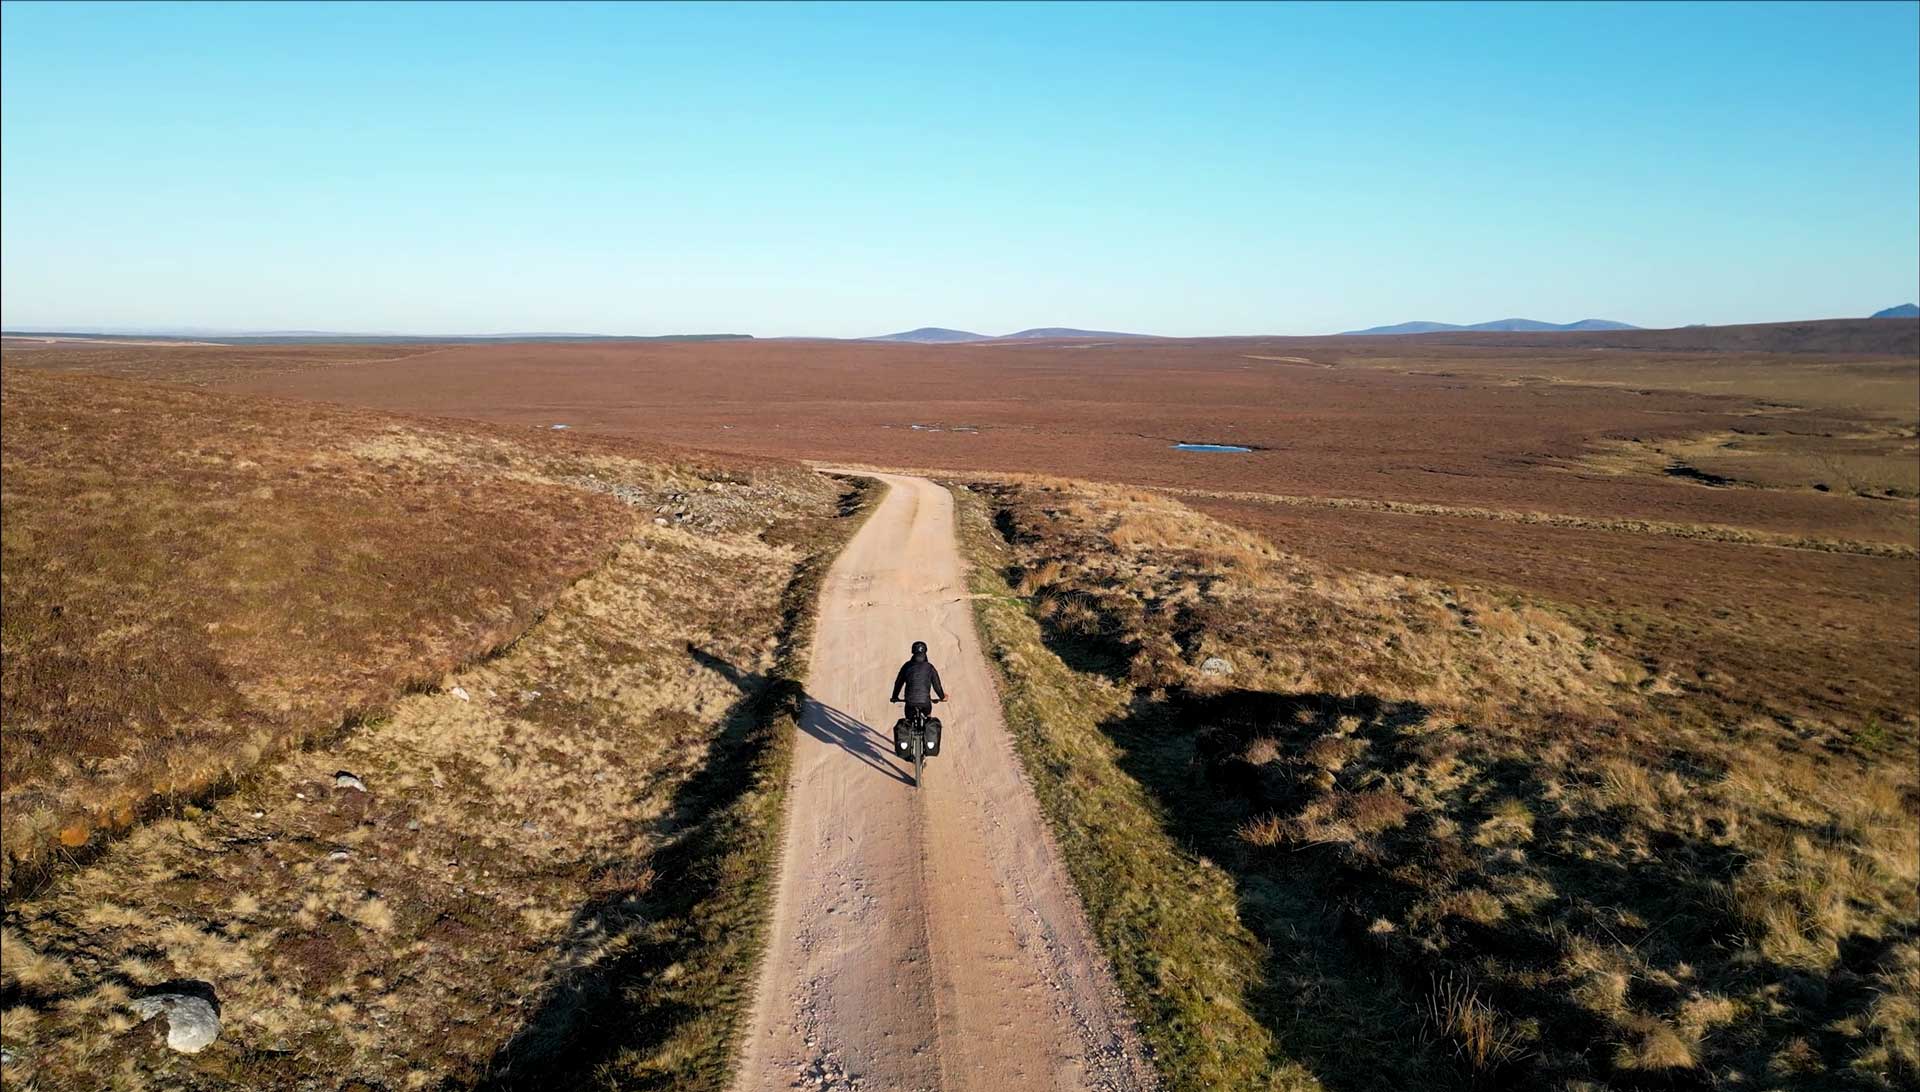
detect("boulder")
(130, 991), (221, 1054)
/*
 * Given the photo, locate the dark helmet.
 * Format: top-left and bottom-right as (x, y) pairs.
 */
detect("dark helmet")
(911, 640), (928, 656)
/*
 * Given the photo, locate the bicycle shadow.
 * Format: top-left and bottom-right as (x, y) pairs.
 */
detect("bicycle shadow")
(800, 694), (914, 786)
(684, 644), (911, 787)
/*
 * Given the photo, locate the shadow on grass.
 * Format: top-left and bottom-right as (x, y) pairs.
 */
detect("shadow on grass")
(1096, 685), (1911, 1091)
(478, 644), (789, 1092)
(1093, 687), (1472, 1091)
(1033, 618), (1136, 683)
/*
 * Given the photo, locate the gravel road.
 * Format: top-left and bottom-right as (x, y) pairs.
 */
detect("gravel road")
(733, 472), (1158, 1092)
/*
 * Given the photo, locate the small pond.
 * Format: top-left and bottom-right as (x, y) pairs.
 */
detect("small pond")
(1172, 442), (1253, 453)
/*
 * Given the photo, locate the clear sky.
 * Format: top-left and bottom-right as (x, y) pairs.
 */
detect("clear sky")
(2, 1), (1915, 337)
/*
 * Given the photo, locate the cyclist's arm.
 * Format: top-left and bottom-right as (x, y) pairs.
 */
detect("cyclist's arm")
(890, 663), (908, 702)
(930, 666), (946, 701)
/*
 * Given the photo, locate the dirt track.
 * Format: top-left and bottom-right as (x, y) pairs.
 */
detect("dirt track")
(734, 473), (1158, 1092)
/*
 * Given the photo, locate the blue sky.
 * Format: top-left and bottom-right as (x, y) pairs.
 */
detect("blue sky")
(3, 1), (1915, 336)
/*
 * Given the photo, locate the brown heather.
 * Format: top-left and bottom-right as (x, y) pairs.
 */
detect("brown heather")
(0, 364), (873, 1089)
(1, 367), (637, 889)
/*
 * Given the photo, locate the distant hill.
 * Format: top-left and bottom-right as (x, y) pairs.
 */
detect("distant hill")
(868, 327), (991, 343)
(1345, 318), (1640, 336)
(1871, 303), (1919, 319)
(868, 326), (1154, 342)
(1323, 317), (1917, 356)
(997, 327), (1156, 340)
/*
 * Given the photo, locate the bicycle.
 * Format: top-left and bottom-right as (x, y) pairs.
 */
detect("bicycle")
(891, 697), (945, 787)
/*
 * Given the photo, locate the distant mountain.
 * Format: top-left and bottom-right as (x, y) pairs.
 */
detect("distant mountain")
(868, 327), (991, 343)
(1871, 303), (1919, 319)
(868, 326), (1153, 342)
(998, 327), (1155, 340)
(1344, 318), (1641, 336)
(1476, 318), (1640, 332)
(1343, 321), (1459, 335)
(1308, 318), (1914, 355)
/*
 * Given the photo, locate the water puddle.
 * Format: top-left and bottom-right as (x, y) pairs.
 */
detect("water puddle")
(1172, 442), (1253, 452)
(1664, 462), (1736, 486)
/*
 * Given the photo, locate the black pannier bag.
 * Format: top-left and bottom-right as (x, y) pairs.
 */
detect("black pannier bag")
(892, 716), (943, 757)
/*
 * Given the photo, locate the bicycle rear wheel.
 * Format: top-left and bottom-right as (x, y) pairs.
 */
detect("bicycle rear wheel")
(911, 734), (925, 786)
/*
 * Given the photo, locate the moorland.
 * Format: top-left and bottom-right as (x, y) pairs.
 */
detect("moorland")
(3, 317), (1915, 1089)
(20, 320), (1914, 734)
(1, 364), (874, 1088)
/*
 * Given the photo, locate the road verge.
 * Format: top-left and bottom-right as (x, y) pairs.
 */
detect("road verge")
(947, 481), (1319, 1092)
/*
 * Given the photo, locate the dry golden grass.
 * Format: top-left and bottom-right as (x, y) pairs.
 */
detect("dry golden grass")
(1424, 974), (1530, 1074)
(1, 521), (805, 1087)
(1579, 427), (1920, 501)
(993, 475), (1643, 715)
(951, 483), (1320, 1092)
(0, 366), (869, 1088)
(958, 476), (1920, 1090)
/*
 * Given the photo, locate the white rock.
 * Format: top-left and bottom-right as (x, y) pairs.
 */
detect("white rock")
(333, 771), (367, 792)
(449, 686), (471, 702)
(130, 993), (221, 1054)
(1200, 656), (1235, 676)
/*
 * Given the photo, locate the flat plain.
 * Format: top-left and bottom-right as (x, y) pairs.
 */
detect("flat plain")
(19, 323), (1914, 734)
(4, 319), (1915, 1089)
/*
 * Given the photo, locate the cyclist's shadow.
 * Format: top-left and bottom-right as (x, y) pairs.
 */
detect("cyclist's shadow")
(800, 695), (914, 786)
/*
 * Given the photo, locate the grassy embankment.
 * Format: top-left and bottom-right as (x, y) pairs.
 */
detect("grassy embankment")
(953, 477), (1917, 1091)
(0, 365), (877, 1089)
(480, 473), (880, 1091)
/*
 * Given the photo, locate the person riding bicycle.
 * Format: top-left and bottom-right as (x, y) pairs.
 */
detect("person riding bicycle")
(890, 640), (946, 721)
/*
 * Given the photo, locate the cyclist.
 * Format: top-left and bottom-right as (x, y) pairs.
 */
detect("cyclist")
(889, 640), (947, 722)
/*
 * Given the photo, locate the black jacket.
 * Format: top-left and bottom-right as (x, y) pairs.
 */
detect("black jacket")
(891, 654), (945, 704)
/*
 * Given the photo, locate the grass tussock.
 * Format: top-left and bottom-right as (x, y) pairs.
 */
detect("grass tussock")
(956, 476), (1920, 1090)
(1424, 974), (1531, 1075)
